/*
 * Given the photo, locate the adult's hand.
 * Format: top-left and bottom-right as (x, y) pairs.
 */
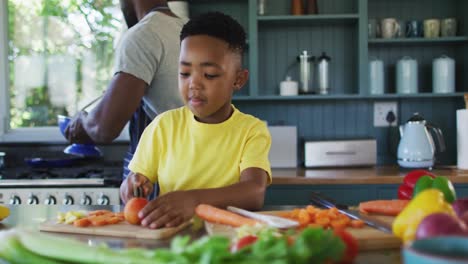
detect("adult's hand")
(66, 72), (147, 144)
(64, 111), (94, 144)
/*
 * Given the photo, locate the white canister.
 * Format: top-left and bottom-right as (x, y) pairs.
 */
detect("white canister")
(396, 56), (418, 94)
(433, 55), (455, 93)
(280, 76), (299, 96)
(369, 58), (384, 95)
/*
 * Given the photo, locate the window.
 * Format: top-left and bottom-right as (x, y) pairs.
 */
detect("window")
(0, 0), (127, 142)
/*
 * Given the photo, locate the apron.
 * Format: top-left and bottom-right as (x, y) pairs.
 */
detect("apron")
(123, 101), (159, 199)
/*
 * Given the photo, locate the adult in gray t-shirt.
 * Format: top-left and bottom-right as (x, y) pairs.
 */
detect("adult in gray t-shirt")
(114, 11), (185, 120)
(65, 1), (185, 148)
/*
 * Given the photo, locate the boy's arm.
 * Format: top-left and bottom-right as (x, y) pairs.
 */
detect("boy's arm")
(138, 168), (269, 229)
(190, 167), (269, 210)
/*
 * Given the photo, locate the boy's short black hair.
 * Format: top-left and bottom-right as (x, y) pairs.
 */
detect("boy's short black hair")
(180, 12), (246, 55)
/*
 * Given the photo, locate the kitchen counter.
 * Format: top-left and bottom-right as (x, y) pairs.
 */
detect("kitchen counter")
(0, 205), (402, 264)
(271, 166), (468, 185)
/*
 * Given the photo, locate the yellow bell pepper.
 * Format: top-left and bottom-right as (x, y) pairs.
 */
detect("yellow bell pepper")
(392, 189), (455, 244)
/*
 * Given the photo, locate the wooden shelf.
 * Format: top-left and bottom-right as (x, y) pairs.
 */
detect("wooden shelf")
(368, 36), (468, 45)
(257, 14), (359, 25)
(233, 92), (467, 101)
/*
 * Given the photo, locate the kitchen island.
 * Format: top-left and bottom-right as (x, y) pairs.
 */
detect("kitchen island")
(0, 205), (401, 264)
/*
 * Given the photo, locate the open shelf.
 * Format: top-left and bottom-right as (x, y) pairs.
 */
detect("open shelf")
(257, 14), (359, 25)
(368, 36), (468, 45)
(233, 92), (467, 101)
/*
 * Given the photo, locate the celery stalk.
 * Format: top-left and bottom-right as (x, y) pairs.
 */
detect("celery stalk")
(0, 230), (62, 264)
(16, 229), (159, 264)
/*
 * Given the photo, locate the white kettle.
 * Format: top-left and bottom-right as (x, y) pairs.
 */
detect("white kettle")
(397, 113), (446, 168)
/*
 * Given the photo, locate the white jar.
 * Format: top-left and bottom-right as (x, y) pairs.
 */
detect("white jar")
(396, 56), (418, 94)
(433, 55), (455, 93)
(279, 76), (299, 96)
(369, 58), (384, 95)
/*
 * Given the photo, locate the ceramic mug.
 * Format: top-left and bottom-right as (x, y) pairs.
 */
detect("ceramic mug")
(381, 18), (400, 39)
(441, 18), (457, 37)
(424, 19), (440, 38)
(406, 20), (423, 37)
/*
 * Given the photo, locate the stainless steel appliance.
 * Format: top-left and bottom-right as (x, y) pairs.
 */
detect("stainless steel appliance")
(0, 165), (121, 205)
(317, 52), (331, 95)
(297, 50), (315, 94)
(304, 139), (377, 167)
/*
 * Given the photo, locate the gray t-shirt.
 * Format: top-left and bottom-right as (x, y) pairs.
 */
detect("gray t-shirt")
(114, 12), (186, 119)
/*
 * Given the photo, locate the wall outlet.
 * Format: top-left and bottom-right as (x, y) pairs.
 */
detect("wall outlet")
(374, 101), (398, 127)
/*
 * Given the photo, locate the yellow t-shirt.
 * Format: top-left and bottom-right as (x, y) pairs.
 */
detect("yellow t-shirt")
(128, 105), (272, 195)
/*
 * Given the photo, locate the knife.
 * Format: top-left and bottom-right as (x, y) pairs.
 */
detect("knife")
(310, 192), (393, 234)
(331, 208), (392, 234)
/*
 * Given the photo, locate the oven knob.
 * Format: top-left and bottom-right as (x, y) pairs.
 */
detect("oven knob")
(80, 195), (92, 205)
(63, 195), (74, 205)
(97, 194), (109, 205)
(27, 195), (39, 205)
(9, 195), (21, 205)
(44, 196), (57, 205)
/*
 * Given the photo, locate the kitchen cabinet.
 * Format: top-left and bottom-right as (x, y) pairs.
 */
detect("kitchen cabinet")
(265, 183), (468, 206)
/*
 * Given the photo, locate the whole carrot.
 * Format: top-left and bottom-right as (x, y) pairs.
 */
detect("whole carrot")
(359, 200), (409, 216)
(195, 204), (260, 227)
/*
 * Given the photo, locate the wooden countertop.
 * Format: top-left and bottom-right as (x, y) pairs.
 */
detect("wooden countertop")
(271, 166), (468, 185)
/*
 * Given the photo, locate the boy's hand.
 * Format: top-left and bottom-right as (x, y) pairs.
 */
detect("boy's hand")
(138, 191), (197, 229)
(120, 172), (154, 203)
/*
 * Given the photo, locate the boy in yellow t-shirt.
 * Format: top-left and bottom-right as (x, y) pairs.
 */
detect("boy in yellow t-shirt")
(120, 12), (272, 229)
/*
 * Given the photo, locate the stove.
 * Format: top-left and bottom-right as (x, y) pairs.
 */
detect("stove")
(0, 164), (122, 205)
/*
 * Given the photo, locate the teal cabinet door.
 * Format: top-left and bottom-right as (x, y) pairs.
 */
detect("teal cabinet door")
(265, 184), (373, 206)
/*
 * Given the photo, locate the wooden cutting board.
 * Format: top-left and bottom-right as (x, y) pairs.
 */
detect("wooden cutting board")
(39, 220), (191, 240)
(205, 211), (401, 251)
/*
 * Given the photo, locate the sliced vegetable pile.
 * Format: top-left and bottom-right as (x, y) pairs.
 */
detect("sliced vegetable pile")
(0, 226), (354, 264)
(279, 205), (365, 229)
(392, 169), (468, 244)
(57, 210), (125, 227)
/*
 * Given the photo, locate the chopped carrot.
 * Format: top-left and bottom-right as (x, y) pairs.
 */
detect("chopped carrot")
(195, 204), (260, 227)
(330, 219), (348, 230)
(298, 209), (311, 226)
(107, 216), (123, 225)
(350, 219), (365, 228)
(88, 210), (113, 216)
(73, 218), (91, 227)
(359, 200), (409, 216)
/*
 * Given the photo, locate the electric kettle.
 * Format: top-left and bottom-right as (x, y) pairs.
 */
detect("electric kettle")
(397, 113), (446, 168)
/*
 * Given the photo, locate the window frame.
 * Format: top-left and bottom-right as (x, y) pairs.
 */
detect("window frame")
(0, 0), (129, 143)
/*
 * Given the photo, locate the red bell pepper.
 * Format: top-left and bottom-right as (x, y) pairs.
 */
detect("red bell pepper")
(397, 169), (436, 200)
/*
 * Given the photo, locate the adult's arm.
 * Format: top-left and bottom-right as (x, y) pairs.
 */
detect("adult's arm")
(65, 72), (147, 143)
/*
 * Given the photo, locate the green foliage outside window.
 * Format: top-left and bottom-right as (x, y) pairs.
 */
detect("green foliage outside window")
(7, 0), (122, 128)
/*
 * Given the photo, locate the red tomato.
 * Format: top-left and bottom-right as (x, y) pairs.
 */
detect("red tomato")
(230, 235), (258, 252)
(334, 229), (358, 264)
(402, 170), (436, 188)
(397, 184), (413, 200)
